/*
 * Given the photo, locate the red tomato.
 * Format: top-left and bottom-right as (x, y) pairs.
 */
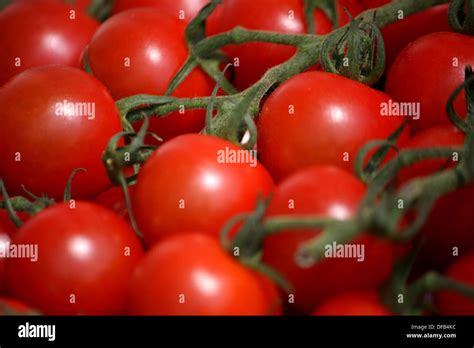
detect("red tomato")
(436, 252), (474, 315)
(208, 0), (363, 90)
(382, 4), (450, 71)
(312, 291), (392, 315)
(0, 208), (29, 238)
(262, 166), (399, 313)
(397, 126), (474, 269)
(0, 66), (122, 200)
(385, 32), (474, 134)
(112, 0), (210, 23)
(0, 1), (98, 86)
(257, 71), (409, 181)
(5, 202), (144, 315)
(126, 233), (272, 315)
(0, 297), (37, 315)
(87, 8), (213, 141)
(133, 134), (274, 246)
(0, 232), (10, 293)
(94, 185), (136, 223)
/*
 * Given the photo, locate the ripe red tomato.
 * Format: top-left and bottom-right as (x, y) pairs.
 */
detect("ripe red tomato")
(385, 32), (474, 134)
(312, 291), (392, 315)
(133, 134), (274, 246)
(112, 0), (210, 23)
(0, 66), (122, 200)
(0, 208), (29, 238)
(126, 233), (272, 315)
(87, 8), (213, 141)
(5, 202), (144, 315)
(436, 252), (474, 315)
(208, 0), (363, 90)
(94, 185), (136, 223)
(0, 232), (10, 293)
(382, 4), (450, 71)
(262, 166), (399, 313)
(257, 71), (409, 181)
(0, 297), (37, 315)
(396, 126), (474, 269)
(0, 1), (98, 86)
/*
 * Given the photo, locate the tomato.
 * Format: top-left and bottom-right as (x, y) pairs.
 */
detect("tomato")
(0, 232), (10, 293)
(208, 0), (363, 90)
(386, 32), (474, 135)
(396, 126), (474, 269)
(133, 134), (274, 246)
(87, 8), (213, 141)
(126, 233), (272, 315)
(436, 252), (474, 315)
(262, 166), (399, 313)
(5, 202), (143, 315)
(257, 71), (409, 182)
(112, 0), (210, 23)
(0, 297), (37, 315)
(0, 208), (29, 238)
(0, 1), (98, 86)
(94, 185), (136, 223)
(312, 291), (392, 315)
(382, 5), (450, 71)
(0, 66), (122, 200)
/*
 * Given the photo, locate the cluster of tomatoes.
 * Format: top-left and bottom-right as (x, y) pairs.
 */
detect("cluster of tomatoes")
(0, 0), (473, 316)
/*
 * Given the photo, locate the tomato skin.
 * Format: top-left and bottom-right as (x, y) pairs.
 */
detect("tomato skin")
(126, 233), (270, 315)
(262, 166), (398, 313)
(397, 126), (474, 269)
(0, 232), (10, 293)
(0, 296), (36, 315)
(381, 4), (450, 71)
(386, 32), (474, 135)
(257, 71), (409, 182)
(133, 134), (274, 246)
(436, 253), (474, 315)
(0, 66), (122, 200)
(312, 291), (392, 315)
(0, 1), (98, 86)
(94, 185), (136, 223)
(112, 0), (210, 23)
(209, 0), (362, 90)
(87, 8), (213, 141)
(5, 202), (144, 315)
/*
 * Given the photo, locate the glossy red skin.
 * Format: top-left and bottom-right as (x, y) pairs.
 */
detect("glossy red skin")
(209, 0), (363, 90)
(262, 166), (398, 313)
(94, 185), (136, 223)
(133, 134), (274, 246)
(0, 66), (122, 200)
(382, 5), (450, 71)
(0, 297), (37, 315)
(112, 0), (210, 23)
(386, 32), (474, 134)
(5, 202), (144, 315)
(0, 1), (98, 86)
(397, 126), (474, 269)
(87, 9), (213, 141)
(126, 233), (271, 315)
(0, 232), (10, 293)
(257, 71), (409, 181)
(436, 253), (474, 315)
(0, 208), (29, 238)
(312, 291), (392, 316)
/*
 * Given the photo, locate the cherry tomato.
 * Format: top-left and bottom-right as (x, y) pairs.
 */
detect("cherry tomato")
(397, 126), (474, 269)
(385, 32), (474, 134)
(208, 0), (363, 90)
(94, 185), (136, 224)
(87, 8), (214, 141)
(133, 134), (274, 246)
(257, 71), (409, 181)
(0, 1), (98, 86)
(262, 166), (399, 313)
(126, 233), (272, 315)
(312, 291), (392, 315)
(0, 66), (122, 200)
(0, 207), (29, 238)
(112, 0), (210, 23)
(5, 202), (144, 315)
(436, 252), (474, 315)
(0, 297), (37, 315)
(381, 4), (450, 71)
(0, 232), (10, 293)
